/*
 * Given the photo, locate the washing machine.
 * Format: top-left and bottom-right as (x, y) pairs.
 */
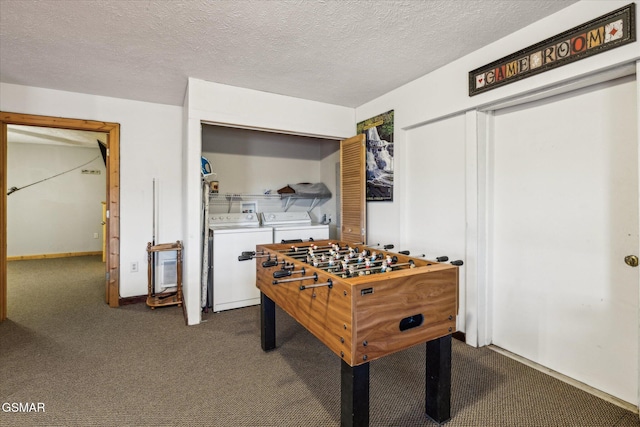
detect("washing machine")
(260, 211), (329, 243)
(209, 212), (273, 312)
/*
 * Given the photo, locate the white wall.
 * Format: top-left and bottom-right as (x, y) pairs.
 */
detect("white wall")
(355, 0), (639, 346)
(404, 115), (467, 333)
(184, 78), (355, 324)
(7, 142), (105, 256)
(1, 83), (183, 298)
(202, 124), (339, 222)
(203, 148), (321, 194)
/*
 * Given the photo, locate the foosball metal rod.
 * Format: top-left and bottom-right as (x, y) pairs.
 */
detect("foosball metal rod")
(312, 255), (399, 270)
(367, 243), (395, 250)
(288, 243), (357, 254)
(238, 250), (271, 261)
(242, 250), (270, 258)
(280, 238), (317, 244)
(273, 267), (307, 279)
(300, 279), (333, 291)
(272, 273), (318, 285)
(343, 260), (416, 275)
(282, 242), (337, 252)
(298, 249), (370, 265)
(284, 246), (359, 259)
(277, 243), (340, 255)
(373, 260), (415, 271)
(262, 259), (296, 269)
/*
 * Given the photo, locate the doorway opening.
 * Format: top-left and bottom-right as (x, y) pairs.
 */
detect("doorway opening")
(1, 112), (121, 321)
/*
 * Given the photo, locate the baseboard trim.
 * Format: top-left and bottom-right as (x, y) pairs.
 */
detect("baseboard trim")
(119, 295), (147, 306)
(488, 345), (638, 414)
(8, 251), (102, 261)
(452, 331), (466, 342)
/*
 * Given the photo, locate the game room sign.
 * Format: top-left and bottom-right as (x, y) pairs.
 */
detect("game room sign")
(469, 3), (636, 96)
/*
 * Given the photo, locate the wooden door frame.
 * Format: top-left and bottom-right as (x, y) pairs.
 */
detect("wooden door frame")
(0, 112), (120, 321)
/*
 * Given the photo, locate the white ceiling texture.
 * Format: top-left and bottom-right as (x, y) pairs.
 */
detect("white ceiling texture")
(0, 0), (578, 109)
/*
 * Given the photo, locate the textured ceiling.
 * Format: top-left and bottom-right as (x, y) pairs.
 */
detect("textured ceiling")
(0, 0), (578, 108)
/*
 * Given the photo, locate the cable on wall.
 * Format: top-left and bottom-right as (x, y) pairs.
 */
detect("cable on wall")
(7, 155), (101, 196)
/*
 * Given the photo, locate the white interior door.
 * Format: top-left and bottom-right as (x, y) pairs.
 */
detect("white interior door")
(489, 75), (638, 404)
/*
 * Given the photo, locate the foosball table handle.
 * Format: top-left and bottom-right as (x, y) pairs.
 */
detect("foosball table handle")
(262, 259), (279, 268)
(273, 270), (292, 279)
(451, 260), (464, 266)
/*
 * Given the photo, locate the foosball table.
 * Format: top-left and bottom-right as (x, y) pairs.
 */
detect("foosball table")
(251, 240), (461, 427)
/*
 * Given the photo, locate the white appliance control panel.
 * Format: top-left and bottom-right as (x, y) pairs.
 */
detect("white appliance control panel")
(209, 212), (260, 227)
(261, 211), (312, 226)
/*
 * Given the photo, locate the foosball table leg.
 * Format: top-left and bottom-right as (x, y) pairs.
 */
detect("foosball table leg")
(341, 360), (370, 427)
(425, 334), (452, 424)
(260, 292), (276, 351)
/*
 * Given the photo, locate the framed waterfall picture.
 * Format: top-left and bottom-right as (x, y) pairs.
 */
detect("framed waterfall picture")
(357, 110), (394, 202)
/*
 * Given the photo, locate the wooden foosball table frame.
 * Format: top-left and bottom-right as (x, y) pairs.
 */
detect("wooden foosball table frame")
(255, 240), (459, 426)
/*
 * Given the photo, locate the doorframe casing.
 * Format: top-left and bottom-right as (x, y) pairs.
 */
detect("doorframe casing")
(0, 112), (121, 320)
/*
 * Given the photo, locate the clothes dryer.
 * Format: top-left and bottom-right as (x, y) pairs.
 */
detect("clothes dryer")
(260, 211), (329, 243)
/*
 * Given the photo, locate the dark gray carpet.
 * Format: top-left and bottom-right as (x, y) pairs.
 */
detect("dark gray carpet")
(1, 256), (638, 426)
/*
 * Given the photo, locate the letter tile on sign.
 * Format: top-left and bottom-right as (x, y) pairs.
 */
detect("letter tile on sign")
(587, 26), (605, 48)
(530, 51), (543, 69)
(556, 40), (571, 59)
(486, 70), (495, 84)
(605, 20), (624, 42)
(506, 60), (519, 78)
(571, 34), (587, 54)
(543, 46), (556, 64)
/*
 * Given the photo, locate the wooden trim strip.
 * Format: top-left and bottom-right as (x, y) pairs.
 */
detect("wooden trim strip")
(7, 252), (103, 261)
(0, 121), (6, 321)
(119, 295), (147, 306)
(452, 331), (466, 342)
(106, 123), (121, 307)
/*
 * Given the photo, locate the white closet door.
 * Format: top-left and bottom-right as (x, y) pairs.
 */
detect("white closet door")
(490, 75), (638, 404)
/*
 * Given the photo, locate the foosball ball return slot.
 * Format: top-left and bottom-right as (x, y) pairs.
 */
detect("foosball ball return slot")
(255, 239), (463, 426)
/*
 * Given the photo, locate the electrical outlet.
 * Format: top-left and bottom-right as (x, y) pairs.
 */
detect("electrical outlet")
(130, 262), (138, 273)
(93, 232), (99, 239)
